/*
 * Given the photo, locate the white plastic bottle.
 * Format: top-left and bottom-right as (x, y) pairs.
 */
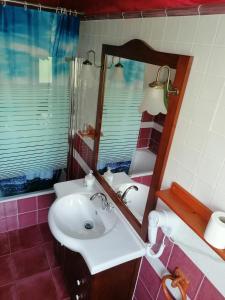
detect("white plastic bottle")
(104, 167), (113, 184)
(84, 170), (95, 188)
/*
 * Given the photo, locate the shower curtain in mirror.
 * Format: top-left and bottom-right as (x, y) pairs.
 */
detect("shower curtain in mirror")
(98, 58), (145, 174)
(0, 5), (79, 197)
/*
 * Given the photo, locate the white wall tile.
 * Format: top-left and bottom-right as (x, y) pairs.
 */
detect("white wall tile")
(191, 44), (212, 73)
(177, 16), (199, 44)
(164, 17), (180, 43)
(207, 46), (225, 77)
(203, 132), (225, 161)
(194, 15), (220, 45)
(191, 178), (214, 208)
(185, 122), (208, 152)
(197, 154), (223, 186)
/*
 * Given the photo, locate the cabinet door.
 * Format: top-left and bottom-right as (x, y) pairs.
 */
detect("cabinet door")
(64, 247), (91, 300)
(90, 258), (140, 300)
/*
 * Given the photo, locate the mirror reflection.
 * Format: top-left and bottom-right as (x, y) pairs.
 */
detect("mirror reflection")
(97, 55), (176, 223)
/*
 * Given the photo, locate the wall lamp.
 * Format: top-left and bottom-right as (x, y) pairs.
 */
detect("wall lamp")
(83, 50), (101, 68)
(82, 50), (125, 85)
(139, 65), (179, 116)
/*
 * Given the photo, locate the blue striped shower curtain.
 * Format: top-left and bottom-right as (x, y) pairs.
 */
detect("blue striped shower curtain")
(0, 5), (79, 197)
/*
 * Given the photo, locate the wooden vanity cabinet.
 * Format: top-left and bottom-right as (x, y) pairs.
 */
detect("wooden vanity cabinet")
(55, 241), (141, 300)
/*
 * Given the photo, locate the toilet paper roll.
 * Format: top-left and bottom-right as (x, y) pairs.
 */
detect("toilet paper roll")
(204, 211), (225, 249)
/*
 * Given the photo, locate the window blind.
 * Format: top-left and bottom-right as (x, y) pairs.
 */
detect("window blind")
(0, 84), (70, 179)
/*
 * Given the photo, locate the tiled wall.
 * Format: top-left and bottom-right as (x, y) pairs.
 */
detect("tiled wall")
(0, 193), (55, 232)
(77, 13), (225, 299)
(73, 133), (95, 178)
(132, 175), (152, 187)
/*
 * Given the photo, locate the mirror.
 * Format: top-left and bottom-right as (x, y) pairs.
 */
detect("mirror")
(97, 55), (176, 224)
(93, 40), (193, 240)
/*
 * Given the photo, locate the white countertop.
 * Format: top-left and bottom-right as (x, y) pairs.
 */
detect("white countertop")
(50, 178), (146, 275)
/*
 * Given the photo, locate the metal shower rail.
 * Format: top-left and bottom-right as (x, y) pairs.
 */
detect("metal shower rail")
(1, 0), (84, 15)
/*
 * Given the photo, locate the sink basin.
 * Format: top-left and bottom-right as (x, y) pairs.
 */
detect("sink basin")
(116, 183), (149, 222)
(50, 193), (117, 240)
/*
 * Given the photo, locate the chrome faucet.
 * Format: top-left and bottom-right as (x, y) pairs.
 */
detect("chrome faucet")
(117, 185), (138, 204)
(90, 192), (114, 211)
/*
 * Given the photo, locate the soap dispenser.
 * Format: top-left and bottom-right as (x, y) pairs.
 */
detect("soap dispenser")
(104, 167), (113, 184)
(84, 170), (95, 188)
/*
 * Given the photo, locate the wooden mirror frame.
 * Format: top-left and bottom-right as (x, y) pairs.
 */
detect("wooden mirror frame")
(93, 39), (193, 241)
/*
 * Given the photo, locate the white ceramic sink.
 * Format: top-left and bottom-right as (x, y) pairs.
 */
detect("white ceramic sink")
(49, 179), (145, 275)
(116, 182), (149, 222)
(50, 193), (117, 240)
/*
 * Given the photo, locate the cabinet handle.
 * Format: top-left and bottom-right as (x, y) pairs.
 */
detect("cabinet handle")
(76, 279), (81, 286)
(75, 295), (80, 300)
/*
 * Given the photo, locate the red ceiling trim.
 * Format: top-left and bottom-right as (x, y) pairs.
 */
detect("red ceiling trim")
(81, 3), (225, 20)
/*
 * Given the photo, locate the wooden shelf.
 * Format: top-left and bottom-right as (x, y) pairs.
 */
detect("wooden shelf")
(156, 182), (225, 260)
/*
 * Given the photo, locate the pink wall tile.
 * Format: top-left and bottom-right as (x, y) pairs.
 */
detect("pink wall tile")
(18, 212), (37, 229)
(138, 257), (161, 299)
(18, 197), (36, 213)
(142, 175), (152, 186)
(4, 201), (18, 217)
(139, 128), (152, 139)
(151, 228), (174, 268)
(195, 276), (224, 300)
(37, 193), (55, 209)
(132, 177), (143, 184)
(6, 216), (18, 231)
(167, 245), (204, 299)
(0, 218), (7, 233)
(154, 113), (166, 126)
(134, 277), (153, 300)
(141, 112), (154, 122)
(38, 209), (49, 224)
(0, 203), (5, 219)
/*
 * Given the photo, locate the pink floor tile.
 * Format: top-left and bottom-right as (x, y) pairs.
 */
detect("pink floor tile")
(16, 271), (58, 300)
(18, 197), (37, 214)
(37, 193), (55, 209)
(195, 277), (224, 300)
(18, 211), (37, 228)
(0, 255), (16, 287)
(167, 245), (204, 299)
(52, 267), (70, 299)
(13, 245), (49, 280)
(4, 201), (18, 217)
(0, 284), (16, 300)
(39, 222), (53, 242)
(0, 232), (10, 257)
(44, 241), (60, 268)
(9, 225), (43, 252)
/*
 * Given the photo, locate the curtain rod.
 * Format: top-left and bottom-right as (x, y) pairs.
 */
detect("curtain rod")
(1, 0), (84, 15)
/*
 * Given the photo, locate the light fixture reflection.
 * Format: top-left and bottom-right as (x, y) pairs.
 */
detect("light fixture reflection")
(111, 58), (125, 85)
(139, 65), (179, 116)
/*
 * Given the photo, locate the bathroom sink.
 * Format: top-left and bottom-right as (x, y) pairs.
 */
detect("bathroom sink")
(116, 183), (149, 222)
(49, 193), (117, 240)
(48, 179), (145, 275)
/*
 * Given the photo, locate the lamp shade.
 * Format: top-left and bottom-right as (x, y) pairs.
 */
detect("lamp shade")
(111, 63), (125, 84)
(139, 85), (167, 115)
(81, 63), (95, 88)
